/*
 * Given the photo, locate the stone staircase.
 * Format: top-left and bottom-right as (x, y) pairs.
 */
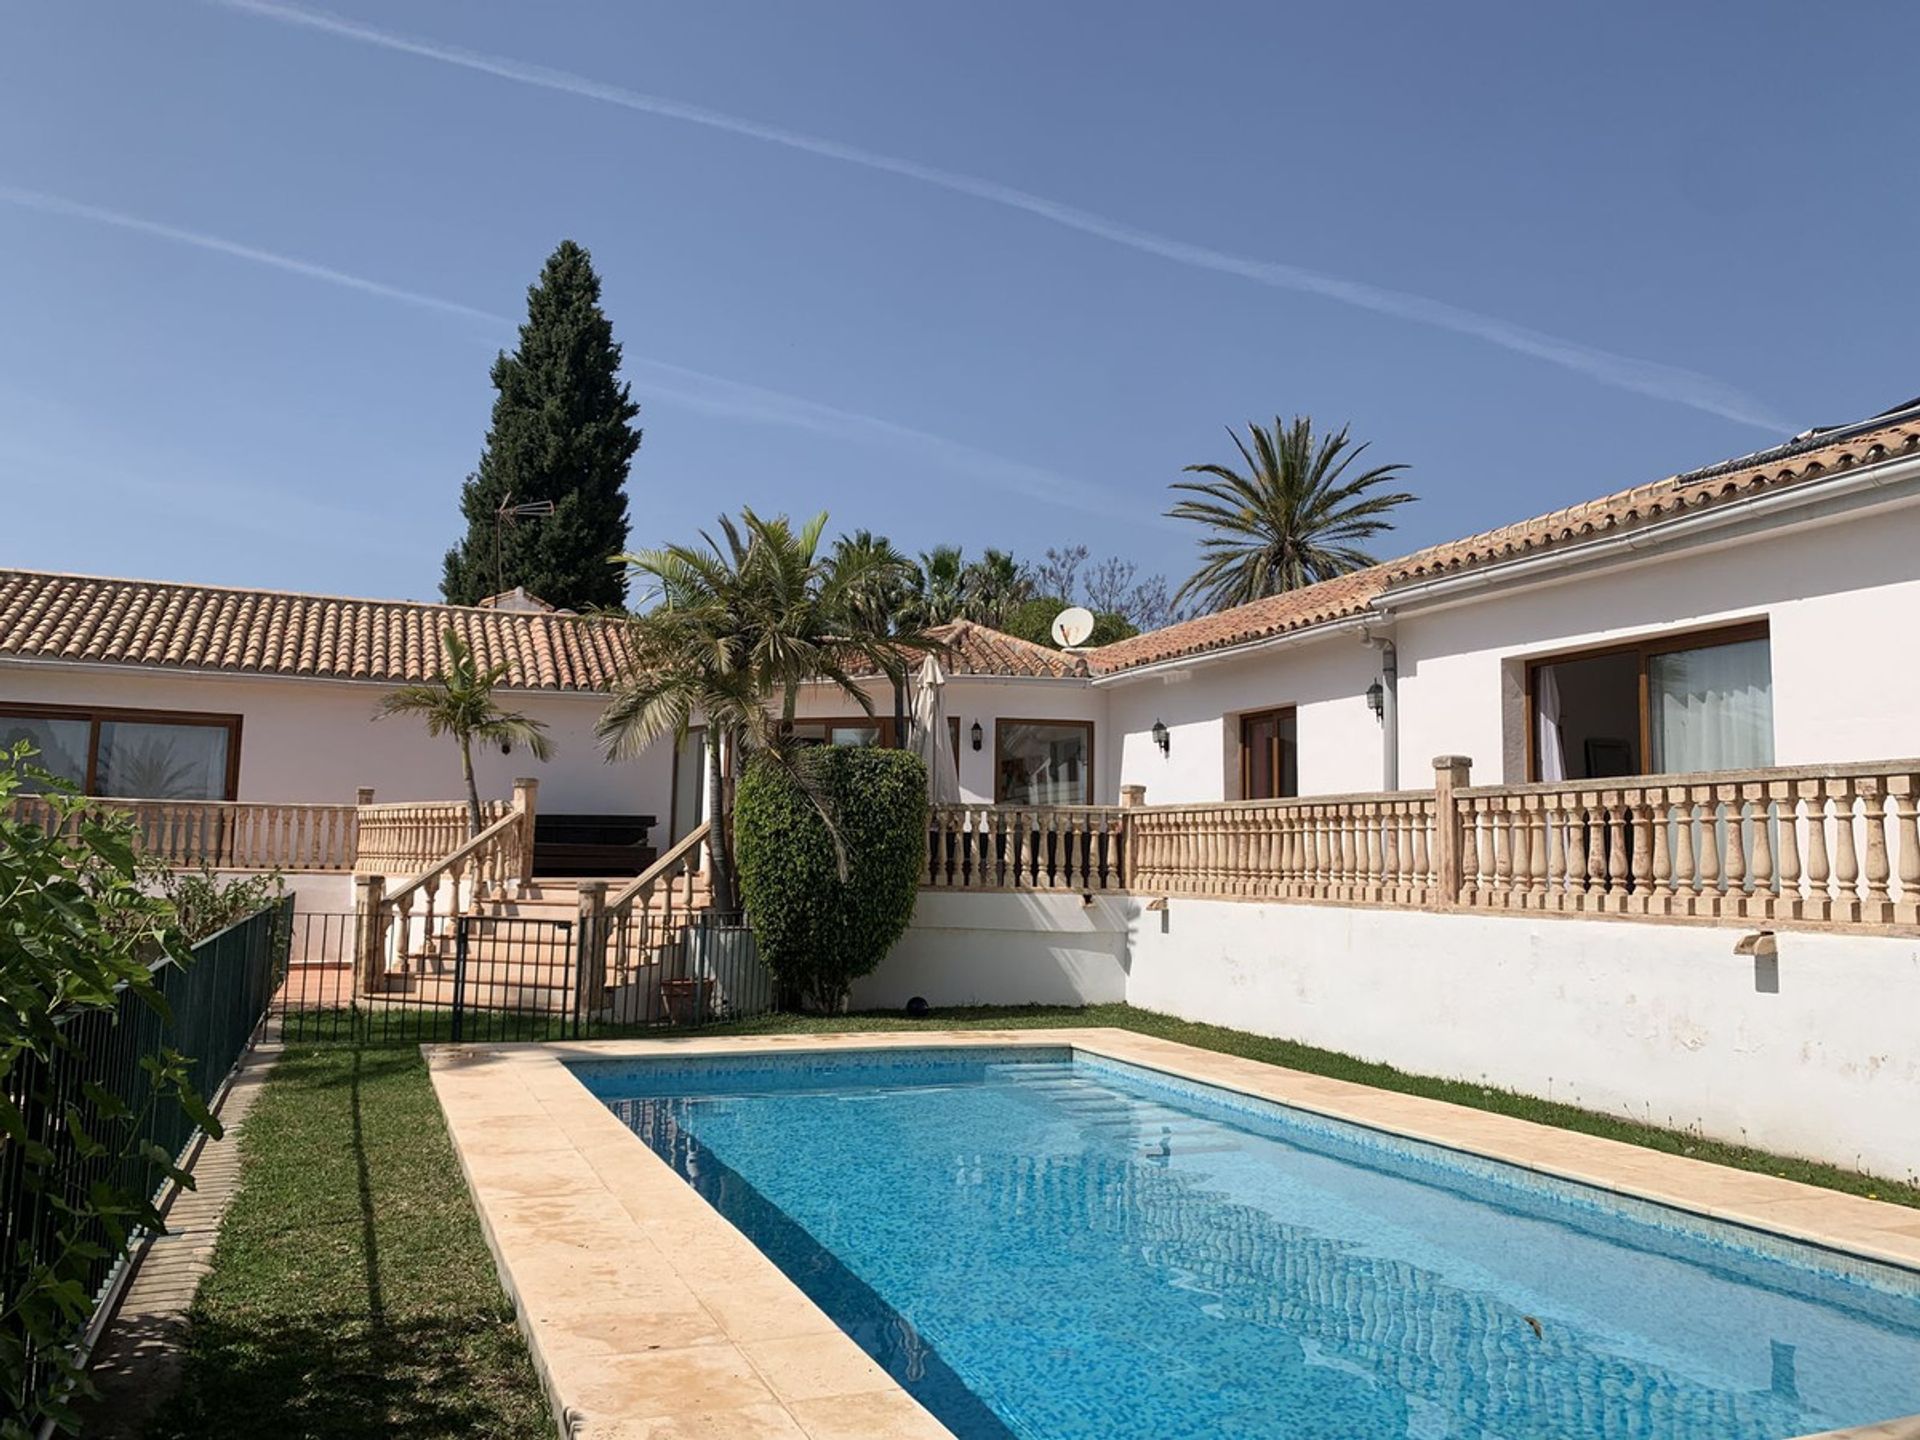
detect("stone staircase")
(384, 872), (714, 1013)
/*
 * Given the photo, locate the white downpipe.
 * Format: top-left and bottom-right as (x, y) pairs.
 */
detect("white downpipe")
(1362, 630), (1399, 790)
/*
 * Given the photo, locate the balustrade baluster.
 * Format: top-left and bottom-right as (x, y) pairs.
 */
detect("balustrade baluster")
(1746, 785), (1775, 920)
(1893, 778), (1920, 927)
(1719, 786), (1747, 917)
(1629, 801), (1653, 911)
(1649, 791), (1673, 910)
(1604, 799), (1629, 905)
(1861, 780), (1893, 921)
(1803, 785), (1832, 921)
(1832, 782), (1861, 922)
(1772, 784), (1802, 920)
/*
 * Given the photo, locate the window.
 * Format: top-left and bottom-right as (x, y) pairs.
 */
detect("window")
(949, 716), (962, 759)
(0, 704), (240, 799)
(1527, 623), (1772, 781)
(995, 720), (1092, 805)
(1239, 707), (1298, 800)
(786, 717), (894, 748)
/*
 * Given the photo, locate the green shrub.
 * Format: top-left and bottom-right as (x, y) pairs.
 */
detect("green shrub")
(141, 862), (286, 945)
(735, 747), (928, 1011)
(0, 743), (210, 1433)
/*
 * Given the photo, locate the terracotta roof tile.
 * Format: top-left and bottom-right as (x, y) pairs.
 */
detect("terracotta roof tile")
(1089, 415), (1920, 675)
(922, 620), (1090, 679)
(1385, 417), (1920, 584)
(0, 570), (635, 692)
(1084, 568), (1388, 673)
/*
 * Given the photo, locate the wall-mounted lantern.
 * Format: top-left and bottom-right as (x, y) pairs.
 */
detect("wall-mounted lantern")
(1366, 678), (1385, 722)
(970, 720), (984, 752)
(1152, 719), (1170, 756)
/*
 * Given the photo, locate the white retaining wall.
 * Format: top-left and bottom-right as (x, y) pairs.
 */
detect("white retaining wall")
(879, 894), (1920, 1180)
(852, 892), (1129, 1010)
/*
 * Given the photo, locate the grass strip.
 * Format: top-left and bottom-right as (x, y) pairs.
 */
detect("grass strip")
(146, 1044), (549, 1440)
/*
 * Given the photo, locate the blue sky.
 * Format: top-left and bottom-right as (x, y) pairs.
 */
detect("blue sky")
(2, 2), (1913, 604)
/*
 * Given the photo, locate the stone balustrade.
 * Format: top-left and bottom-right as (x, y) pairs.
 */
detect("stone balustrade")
(924, 757), (1920, 932)
(1127, 793), (1440, 905)
(1455, 764), (1920, 926)
(353, 800), (507, 877)
(8, 795), (358, 872)
(925, 804), (1129, 891)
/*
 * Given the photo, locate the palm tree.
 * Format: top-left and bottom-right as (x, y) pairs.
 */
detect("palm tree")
(377, 627), (554, 836)
(829, 530), (925, 742)
(599, 509), (933, 912)
(1169, 416), (1415, 612)
(960, 548), (1030, 629)
(902, 544), (968, 628)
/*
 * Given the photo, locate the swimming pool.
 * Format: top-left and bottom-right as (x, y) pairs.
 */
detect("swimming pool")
(572, 1046), (1920, 1440)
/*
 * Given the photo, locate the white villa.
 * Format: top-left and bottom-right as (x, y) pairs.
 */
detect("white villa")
(5, 402), (1919, 1178)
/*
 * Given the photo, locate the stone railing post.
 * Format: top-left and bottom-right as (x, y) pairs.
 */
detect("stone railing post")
(575, 878), (609, 1017)
(1432, 756), (1473, 907)
(511, 777), (540, 883)
(1118, 786), (1146, 889)
(354, 873), (386, 995)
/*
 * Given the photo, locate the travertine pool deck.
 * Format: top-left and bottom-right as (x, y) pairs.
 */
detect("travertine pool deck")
(426, 1028), (1920, 1440)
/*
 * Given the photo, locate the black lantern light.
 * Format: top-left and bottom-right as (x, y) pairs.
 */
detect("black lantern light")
(1366, 677), (1385, 721)
(1152, 718), (1170, 756)
(970, 720), (984, 751)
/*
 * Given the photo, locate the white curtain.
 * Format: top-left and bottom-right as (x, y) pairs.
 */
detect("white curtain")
(1535, 665), (1567, 782)
(1648, 638), (1774, 773)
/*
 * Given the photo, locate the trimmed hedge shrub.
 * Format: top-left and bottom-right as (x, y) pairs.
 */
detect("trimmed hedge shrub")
(735, 746), (929, 1011)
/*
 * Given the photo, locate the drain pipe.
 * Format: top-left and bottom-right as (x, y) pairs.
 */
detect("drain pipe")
(1361, 630), (1400, 791)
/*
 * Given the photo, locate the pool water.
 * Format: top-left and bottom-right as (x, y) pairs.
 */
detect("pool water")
(573, 1047), (1920, 1440)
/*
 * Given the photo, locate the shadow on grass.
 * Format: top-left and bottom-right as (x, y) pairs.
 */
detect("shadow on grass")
(145, 1310), (537, 1440)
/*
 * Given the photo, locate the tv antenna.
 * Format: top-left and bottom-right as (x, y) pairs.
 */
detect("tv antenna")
(493, 495), (555, 596)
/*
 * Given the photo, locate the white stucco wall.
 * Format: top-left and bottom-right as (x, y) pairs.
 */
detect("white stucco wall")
(872, 890), (1920, 1179)
(853, 891), (1129, 1009)
(1103, 638), (1388, 803)
(1099, 496), (1920, 803)
(788, 676), (1106, 807)
(1394, 499), (1920, 785)
(0, 662), (674, 821)
(1122, 899), (1920, 1181)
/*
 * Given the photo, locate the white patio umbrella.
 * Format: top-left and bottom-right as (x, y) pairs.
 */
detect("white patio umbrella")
(909, 653), (963, 805)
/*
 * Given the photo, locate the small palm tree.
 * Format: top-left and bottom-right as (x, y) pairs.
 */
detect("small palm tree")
(600, 509), (934, 913)
(377, 627), (553, 837)
(1169, 416), (1415, 612)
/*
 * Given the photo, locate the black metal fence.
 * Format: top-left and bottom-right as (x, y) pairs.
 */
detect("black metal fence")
(271, 908), (773, 1047)
(0, 896), (290, 1413)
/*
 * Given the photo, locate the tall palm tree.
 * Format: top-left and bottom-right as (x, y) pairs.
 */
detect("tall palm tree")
(829, 530), (927, 742)
(902, 544), (968, 628)
(960, 548), (1030, 629)
(376, 627), (554, 836)
(1169, 416), (1415, 612)
(599, 509), (932, 912)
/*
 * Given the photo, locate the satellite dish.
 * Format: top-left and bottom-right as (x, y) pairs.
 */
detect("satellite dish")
(1050, 606), (1096, 648)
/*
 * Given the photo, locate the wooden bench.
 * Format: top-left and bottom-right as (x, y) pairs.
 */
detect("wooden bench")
(532, 813), (658, 878)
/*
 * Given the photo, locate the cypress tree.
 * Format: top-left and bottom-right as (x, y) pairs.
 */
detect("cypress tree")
(441, 240), (641, 611)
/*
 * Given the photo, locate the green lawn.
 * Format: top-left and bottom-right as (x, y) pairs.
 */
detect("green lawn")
(148, 999), (1915, 1438)
(146, 1044), (550, 1440)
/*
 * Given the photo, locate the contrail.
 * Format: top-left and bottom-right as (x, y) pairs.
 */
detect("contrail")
(207, 0), (1788, 432)
(0, 184), (1120, 518)
(0, 184), (502, 326)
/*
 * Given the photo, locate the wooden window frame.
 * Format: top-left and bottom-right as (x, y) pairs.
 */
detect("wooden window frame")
(0, 701), (242, 800)
(1238, 705), (1298, 801)
(1523, 619), (1770, 782)
(993, 718), (1094, 806)
(783, 716), (897, 748)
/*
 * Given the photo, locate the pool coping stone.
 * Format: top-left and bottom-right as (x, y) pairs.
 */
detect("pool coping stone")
(424, 1027), (1920, 1440)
